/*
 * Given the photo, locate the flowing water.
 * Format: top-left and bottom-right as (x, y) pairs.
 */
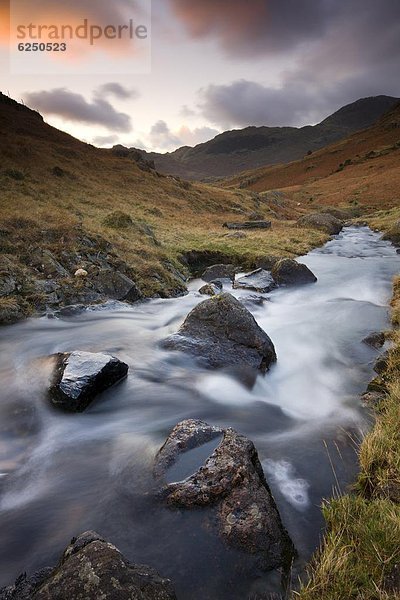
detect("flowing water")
(0, 226), (398, 598)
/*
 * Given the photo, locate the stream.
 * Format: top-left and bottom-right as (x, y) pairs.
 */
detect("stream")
(0, 226), (398, 599)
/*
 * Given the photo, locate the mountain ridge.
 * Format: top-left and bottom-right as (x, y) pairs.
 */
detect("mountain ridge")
(135, 95), (399, 180)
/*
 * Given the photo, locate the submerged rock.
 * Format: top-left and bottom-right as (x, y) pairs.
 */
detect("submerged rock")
(154, 419), (295, 571)
(374, 350), (389, 375)
(198, 282), (222, 296)
(48, 351), (129, 412)
(161, 293), (276, 376)
(271, 259), (317, 286)
(234, 269), (276, 293)
(201, 264), (236, 283)
(0, 531), (176, 600)
(362, 331), (385, 348)
(297, 213), (343, 235)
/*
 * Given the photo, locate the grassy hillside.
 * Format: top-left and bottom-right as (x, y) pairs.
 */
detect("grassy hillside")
(0, 92), (327, 322)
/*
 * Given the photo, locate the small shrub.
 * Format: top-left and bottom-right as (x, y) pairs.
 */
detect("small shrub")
(4, 168), (25, 181)
(52, 166), (65, 177)
(103, 210), (133, 229)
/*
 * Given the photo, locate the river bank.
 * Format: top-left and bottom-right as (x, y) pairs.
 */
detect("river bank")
(297, 274), (400, 600)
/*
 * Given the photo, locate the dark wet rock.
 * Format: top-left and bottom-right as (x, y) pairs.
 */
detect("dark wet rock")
(180, 250), (236, 276)
(239, 294), (268, 307)
(54, 304), (87, 318)
(223, 221), (272, 230)
(161, 293), (277, 375)
(271, 259), (317, 286)
(0, 568), (54, 600)
(234, 269), (276, 293)
(0, 299), (24, 325)
(0, 531), (176, 600)
(297, 213), (343, 235)
(198, 283), (222, 296)
(255, 256), (282, 271)
(367, 375), (388, 394)
(30, 249), (70, 278)
(48, 351), (129, 412)
(362, 331), (385, 348)
(374, 350), (389, 375)
(0, 274), (16, 296)
(93, 269), (142, 302)
(33, 280), (59, 295)
(202, 264), (236, 283)
(382, 221), (400, 246)
(154, 419), (295, 571)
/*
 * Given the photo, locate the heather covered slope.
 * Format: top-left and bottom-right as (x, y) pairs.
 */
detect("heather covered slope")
(225, 101), (400, 213)
(139, 96), (399, 180)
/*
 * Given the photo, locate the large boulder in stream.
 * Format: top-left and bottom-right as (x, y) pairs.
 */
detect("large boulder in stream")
(297, 213), (343, 235)
(154, 419), (295, 571)
(48, 351), (129, 412)
(160, 293), (277, 377)
(0, 531), (176, 600)
(271, 258), (317, 286)
(233, 269), (276, 293)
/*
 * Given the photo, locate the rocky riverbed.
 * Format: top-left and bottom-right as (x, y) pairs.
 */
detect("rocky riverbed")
(0, 226), (398, 599)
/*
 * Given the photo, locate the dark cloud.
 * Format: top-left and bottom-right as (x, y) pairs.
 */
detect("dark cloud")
(168, 0), (333, 56)
(98, 83), (139, 100)
(199, 80), (318, 128)
(24, 88), (132, 132)
(169, 0), (400, 62)
(192, 0), (400, 128)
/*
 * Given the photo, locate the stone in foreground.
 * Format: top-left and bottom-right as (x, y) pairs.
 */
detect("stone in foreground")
(49, 351), (129, 412)
(297, 213), (343, 235)
(271, 258), (317, 286)
(161, 293), (276, 375)
(234, 269), (276, 293)
(154, 419), (295, 572)
(0, 531), (176, 600)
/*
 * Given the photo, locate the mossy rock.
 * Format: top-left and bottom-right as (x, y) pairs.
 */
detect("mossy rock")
(382, 220), (400, 246)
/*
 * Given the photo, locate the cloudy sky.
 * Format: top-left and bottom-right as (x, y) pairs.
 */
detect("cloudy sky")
(2, 0), (400, 152)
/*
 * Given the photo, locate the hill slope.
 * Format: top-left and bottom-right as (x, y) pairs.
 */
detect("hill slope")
(224, 101), (400, 212)
(139, 96), (399, 180)
(0, 92), (328, 323)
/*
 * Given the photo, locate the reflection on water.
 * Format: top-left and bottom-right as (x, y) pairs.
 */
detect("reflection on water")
(0, 227), (398, 598)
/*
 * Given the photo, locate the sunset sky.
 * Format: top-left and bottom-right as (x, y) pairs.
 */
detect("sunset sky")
(1, 0), (400, 152)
